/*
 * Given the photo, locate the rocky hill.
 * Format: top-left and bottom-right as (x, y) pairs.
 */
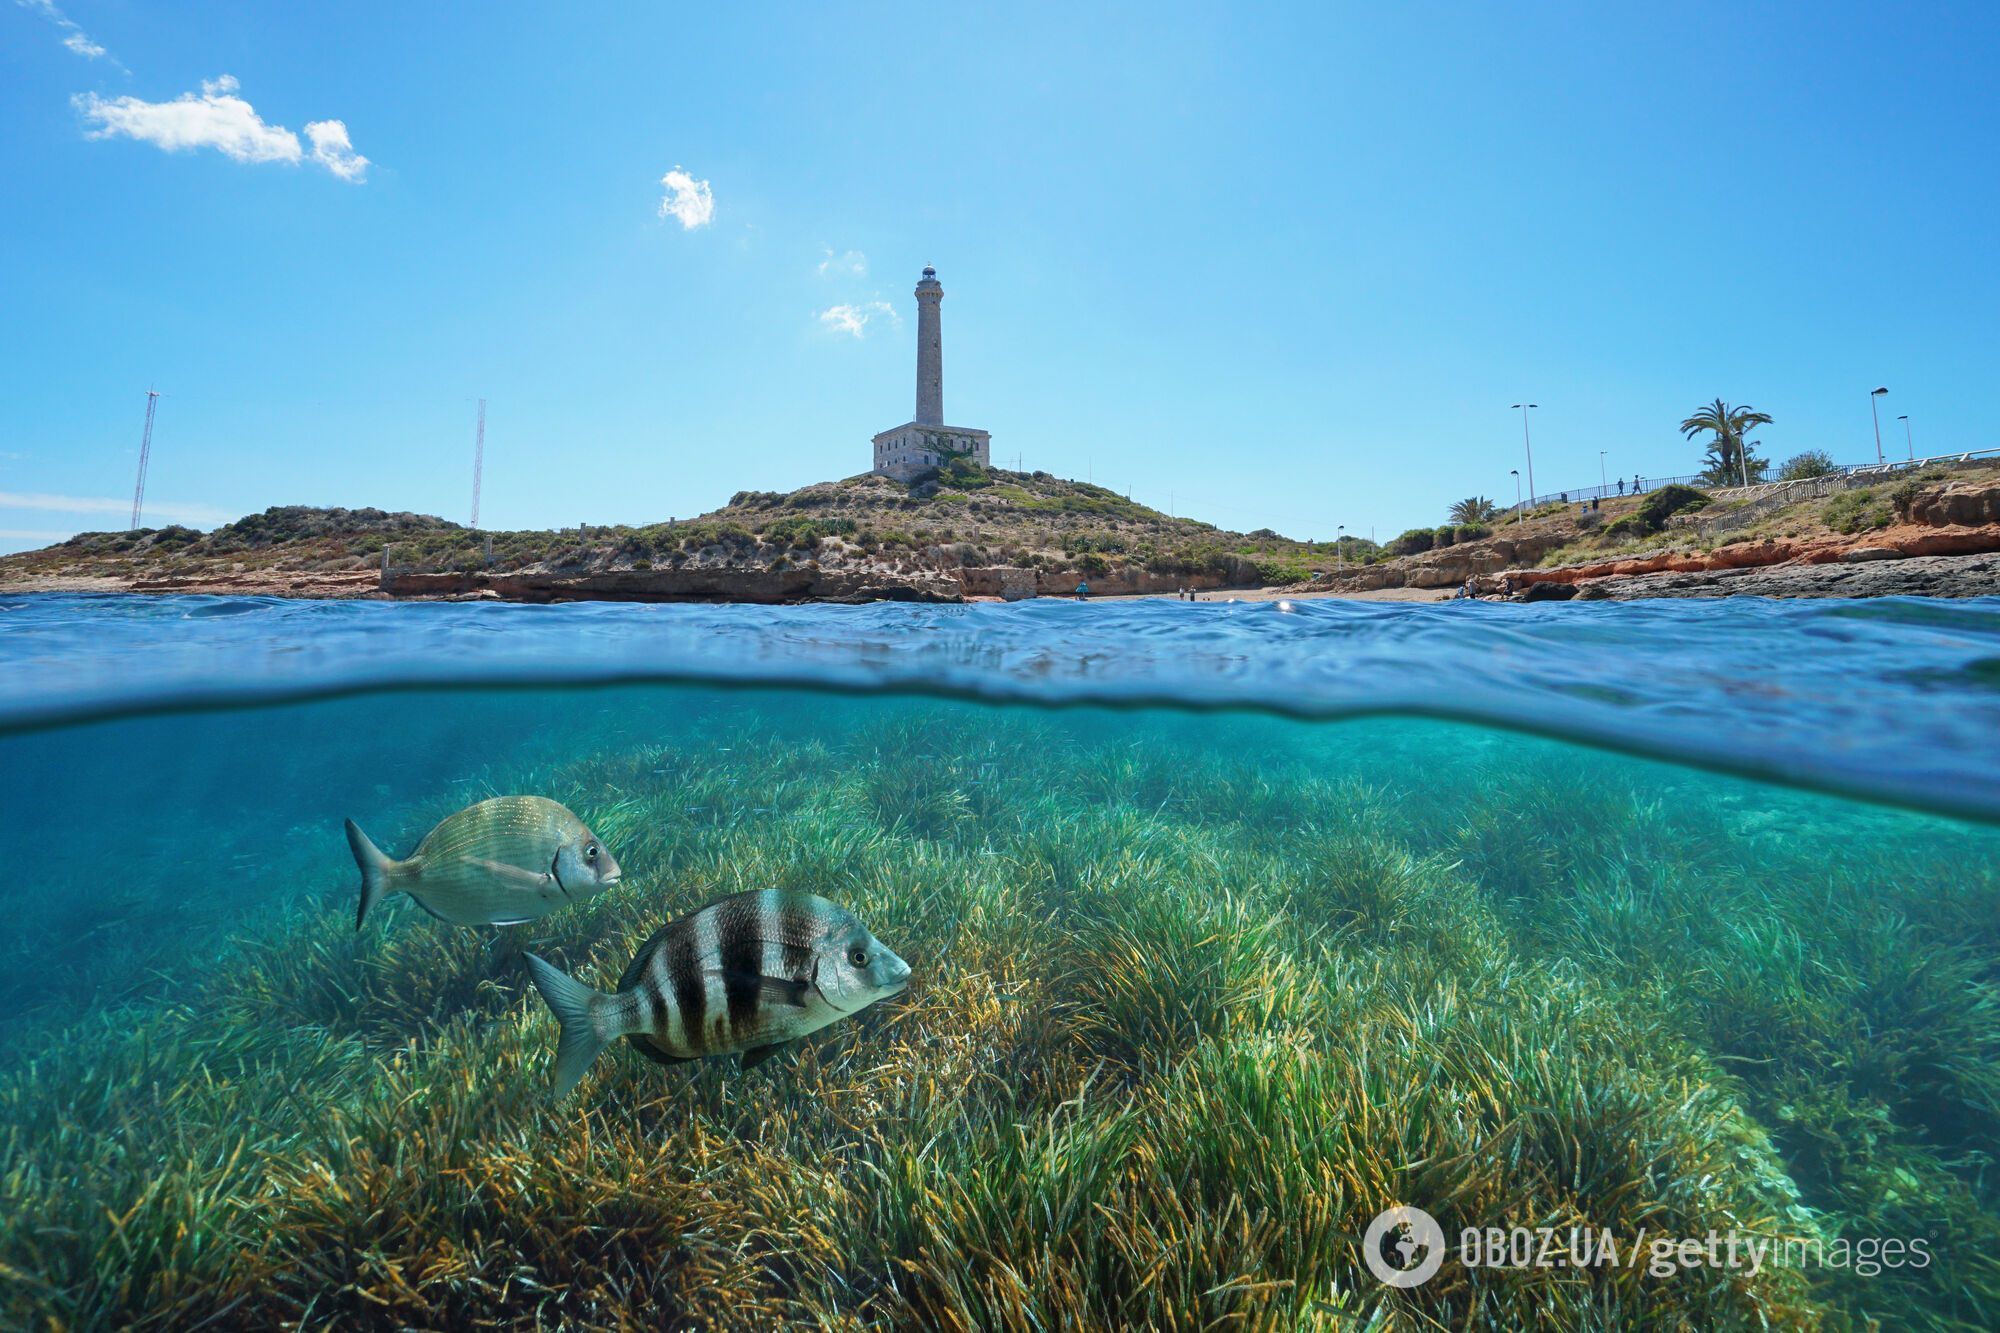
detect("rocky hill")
(1304, 459), (2000, 601)
(0, 465), (1376, 603)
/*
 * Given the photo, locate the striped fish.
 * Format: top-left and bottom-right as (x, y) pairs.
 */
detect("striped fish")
(344, 796), (621, 930)
(522, 889), (911, 1097)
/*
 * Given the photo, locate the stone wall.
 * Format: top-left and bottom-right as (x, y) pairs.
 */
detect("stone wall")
(871, 424), (992, 481)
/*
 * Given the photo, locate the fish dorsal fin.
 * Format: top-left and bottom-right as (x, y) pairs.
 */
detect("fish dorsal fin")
(741, 1041), (792, 1070)
(713, 970), (810, 1009)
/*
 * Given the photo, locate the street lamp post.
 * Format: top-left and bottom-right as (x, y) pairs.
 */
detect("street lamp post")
(1336, 524), (1346, 573)
(1870, 387), (1889, 465)
(1598, 450), (1607, 495)
(1511, 404), (1538, 505)
(1897, 414), (1913, 461)
(1510, 469), (1522, 524)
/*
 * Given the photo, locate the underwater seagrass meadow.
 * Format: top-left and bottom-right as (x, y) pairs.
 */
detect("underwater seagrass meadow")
(1, 674), (1997, 1331)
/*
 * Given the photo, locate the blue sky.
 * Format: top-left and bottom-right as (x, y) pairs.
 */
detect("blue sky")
(3, 2), (1995, 552)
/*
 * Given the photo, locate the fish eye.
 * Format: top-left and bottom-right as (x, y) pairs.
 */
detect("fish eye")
(585, 844), (598, 861)
(848, 947), (868, 968)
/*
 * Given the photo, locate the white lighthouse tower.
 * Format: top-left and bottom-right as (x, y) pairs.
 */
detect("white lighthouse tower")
(872, 266), (991, 480)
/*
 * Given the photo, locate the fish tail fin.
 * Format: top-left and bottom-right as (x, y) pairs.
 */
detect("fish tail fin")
(345, 818), (396, 931)
(523, 953), (614, 1099)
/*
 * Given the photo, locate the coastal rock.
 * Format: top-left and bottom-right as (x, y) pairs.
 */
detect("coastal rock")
(1307, 532), (1568, 594)
(1901, 480), (2000, 527)
(1500, 522), (2000, 597)
(131, 569), (385, 598)
(384, 565), (965, 604)
(956, 564), (1245, 599)
(1567, 552), (2000, 600)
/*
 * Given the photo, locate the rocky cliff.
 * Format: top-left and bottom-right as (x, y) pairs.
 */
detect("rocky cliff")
(1491, 479), (2000, 600)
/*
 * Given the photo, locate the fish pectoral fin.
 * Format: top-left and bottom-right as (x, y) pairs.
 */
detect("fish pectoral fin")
(464, 857), (552, 891)
(741, 1041), (793, 1070)
(714, 970), (811, 1009)
(623, 1035), (694, 1068)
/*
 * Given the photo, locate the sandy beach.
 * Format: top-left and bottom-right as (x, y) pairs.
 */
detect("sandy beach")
(1091, 584), (1453, 604)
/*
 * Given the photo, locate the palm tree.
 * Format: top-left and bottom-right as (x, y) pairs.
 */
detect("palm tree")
(1448, 496), (1499, 524)
(1680, 399), (1773, 486)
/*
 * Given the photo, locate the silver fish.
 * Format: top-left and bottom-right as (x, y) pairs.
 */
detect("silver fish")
(523, 889), (911, 1097)
(344, 796), (621, 930)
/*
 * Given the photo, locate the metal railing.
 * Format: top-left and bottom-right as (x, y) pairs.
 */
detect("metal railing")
(1499, 447), (1997, 515)
(1504, 473), (1709, 511)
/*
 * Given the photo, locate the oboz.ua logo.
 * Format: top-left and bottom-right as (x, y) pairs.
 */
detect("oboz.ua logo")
(1363, 1205), (1446, 1288)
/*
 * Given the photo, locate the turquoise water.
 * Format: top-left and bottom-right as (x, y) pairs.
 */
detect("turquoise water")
(1, 593), (1996, 1329)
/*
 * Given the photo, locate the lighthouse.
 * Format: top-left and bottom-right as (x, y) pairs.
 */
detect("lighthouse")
(914, 265), (943, 425)
(872, 266), (991, 480)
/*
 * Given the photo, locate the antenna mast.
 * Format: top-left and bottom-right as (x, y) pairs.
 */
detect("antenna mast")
(130, 388), (160, 529)
(470, 398), (486, 529)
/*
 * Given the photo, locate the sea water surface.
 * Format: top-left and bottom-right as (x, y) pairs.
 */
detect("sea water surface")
(1, 592), (1996, 1330)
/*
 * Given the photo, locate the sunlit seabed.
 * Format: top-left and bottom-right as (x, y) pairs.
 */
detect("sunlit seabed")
(0, 595), (1996, 1329)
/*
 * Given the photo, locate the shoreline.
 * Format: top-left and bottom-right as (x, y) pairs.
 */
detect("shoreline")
(7, 475), (1996, 607)
(6, 558), (1997, 605)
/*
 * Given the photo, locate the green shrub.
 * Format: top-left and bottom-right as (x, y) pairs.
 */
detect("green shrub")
(1600, 515), (1644, 541)
(1824, 488), (1893, 534)
(1890, 479), (1923, 521)
(1778, 449), (1839, 481)
(1597, 484), (1711, 544)
(1635, 484), (1710, 528)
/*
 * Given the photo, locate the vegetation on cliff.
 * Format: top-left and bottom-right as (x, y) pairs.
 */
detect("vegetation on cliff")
(0, 465), (1379, 592)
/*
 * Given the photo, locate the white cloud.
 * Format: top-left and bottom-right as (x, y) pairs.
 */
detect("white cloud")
(72, 75), (368, 182)
(657, 166), (714, 229)
(304, 118), (369, 182)
(17, 0), (118, 65)
(0, 529), (71, 542)
(817, 301), (896, 338)
(0, 491), (231, 526)
(817, 247), (867, 278)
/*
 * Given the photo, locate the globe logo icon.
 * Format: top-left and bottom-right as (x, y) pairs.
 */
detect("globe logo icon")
(1362, 1205), (1447, 1288)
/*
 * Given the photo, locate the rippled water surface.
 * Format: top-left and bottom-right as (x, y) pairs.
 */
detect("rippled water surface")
(6, 592), (1999, 818)
(1, 593), (1995, 1329)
